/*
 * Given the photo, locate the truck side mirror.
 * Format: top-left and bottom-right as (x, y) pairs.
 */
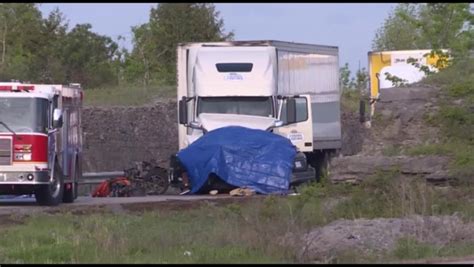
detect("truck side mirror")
(178, 98), (187, 125)
(52, 108), (63, 128)
(286, 97), (297, 124)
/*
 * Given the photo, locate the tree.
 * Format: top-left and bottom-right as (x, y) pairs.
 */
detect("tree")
(372, 4), (423, 51)
(0, 4), (121, 88)
(339, 63), (355, 91)
(60, 23), (119, 87)
(35, 8), (69, 83)
(0, 3), (44, 81)
(124, 23), (154, 87)
(340, 62), (369, 92)
(355, 67), (369, 91)
(373, 3), (473, 59)
(127, 3), (234, 85)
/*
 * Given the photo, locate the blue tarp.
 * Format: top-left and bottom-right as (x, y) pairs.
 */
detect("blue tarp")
(177, 126), (297, 194)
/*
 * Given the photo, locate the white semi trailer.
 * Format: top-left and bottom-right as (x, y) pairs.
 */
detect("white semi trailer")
(171, 40), (341, 186)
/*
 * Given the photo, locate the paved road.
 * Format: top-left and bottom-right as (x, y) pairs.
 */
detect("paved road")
(0, 195), (237, 216)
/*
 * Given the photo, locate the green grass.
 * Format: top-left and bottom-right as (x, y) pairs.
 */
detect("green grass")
(0, 208), (292, 264)
(382, 144), (403, 156)
(341, 88), (362, 114)
(405, 143), (452, 156)
(392, 237), (474, 261)
(83, 84), (176, 107)
(0, 173), (473, 264)
(424, 59), (474, 93)
(406, 142), (474, 184)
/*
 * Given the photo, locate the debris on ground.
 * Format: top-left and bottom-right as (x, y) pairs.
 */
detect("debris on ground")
(229, 188), (256, 197)
(92, 161), (169, 197)
(92, 177), (132, 197)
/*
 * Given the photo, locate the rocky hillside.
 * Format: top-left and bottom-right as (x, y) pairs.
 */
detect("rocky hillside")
(82, 100), (177, 172)
(330, 84), (454, 185)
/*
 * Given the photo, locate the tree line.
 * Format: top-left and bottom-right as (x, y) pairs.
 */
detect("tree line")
(340, 3), (472, 91)
(0, 3), (233, 88)
(0, 3), (471, 89)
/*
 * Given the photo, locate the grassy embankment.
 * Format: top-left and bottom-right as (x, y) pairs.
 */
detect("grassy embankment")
(377, 59), (474, 182)
(407, 59), (474, 183)
(83, 84), (175, 106)
(1, 170), (473, 263)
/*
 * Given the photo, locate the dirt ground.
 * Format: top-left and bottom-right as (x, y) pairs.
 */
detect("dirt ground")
(288, 215), (474, 262)
(0, 195), (266, 217)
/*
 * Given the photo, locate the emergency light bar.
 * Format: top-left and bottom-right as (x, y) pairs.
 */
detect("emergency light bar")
(0, 85), (35, 91)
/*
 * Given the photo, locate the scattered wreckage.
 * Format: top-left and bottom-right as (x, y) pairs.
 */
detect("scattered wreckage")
(92, 161), (169, 197)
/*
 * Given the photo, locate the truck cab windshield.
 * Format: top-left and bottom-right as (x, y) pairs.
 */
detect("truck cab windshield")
(198, 97), (273, 117)
(0, 98), (49, 134)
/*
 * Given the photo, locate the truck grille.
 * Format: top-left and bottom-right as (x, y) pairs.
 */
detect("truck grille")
(0, 138), (12, 165)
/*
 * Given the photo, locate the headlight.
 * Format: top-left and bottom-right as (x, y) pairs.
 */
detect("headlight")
(295, 161), (303, 168)
(15, 153), (32, 161)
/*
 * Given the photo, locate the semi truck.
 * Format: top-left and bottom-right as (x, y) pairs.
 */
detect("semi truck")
(170, 40), (341, 188)
(0, 82), (83, 205)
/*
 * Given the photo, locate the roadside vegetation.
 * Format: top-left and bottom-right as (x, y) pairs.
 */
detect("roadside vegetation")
(405, 59), (474, 183)
(83, 84), (175, 107)
(1, 166), (473, 264)
(369, 2), (473, 184)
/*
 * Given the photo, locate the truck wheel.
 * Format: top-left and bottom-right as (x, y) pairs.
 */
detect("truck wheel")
(35, 163), (64, 206)
(62, 182), (77, 203)
(63, 163), (79, 203)
(144, 167), (169, 195)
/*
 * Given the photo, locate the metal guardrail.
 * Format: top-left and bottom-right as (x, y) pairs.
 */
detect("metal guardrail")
(79, 171), (124, 185)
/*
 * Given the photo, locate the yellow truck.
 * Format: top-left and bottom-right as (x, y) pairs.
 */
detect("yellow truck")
(367, 49), (449, 118)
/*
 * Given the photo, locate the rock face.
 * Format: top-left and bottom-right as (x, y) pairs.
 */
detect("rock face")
(289, 215), (474, 262)
(329, 155), (451, 183)
(328, 85), (451, 184)
(359, 85), (442, 157)
(340, 110), (365, 156)
(82, 101), (178, 172)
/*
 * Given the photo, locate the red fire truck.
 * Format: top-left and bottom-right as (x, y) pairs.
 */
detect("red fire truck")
(0, 82), (83, 206)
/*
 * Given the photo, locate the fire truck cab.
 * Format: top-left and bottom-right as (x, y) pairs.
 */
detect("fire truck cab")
(0, 82), (83, 206)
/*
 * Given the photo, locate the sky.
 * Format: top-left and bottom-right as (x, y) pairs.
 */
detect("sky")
(38, 3), (397, 74)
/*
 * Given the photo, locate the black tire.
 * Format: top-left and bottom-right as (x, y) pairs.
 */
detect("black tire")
(35, 162), (64, 206)
(63, 161), (80, 203)
(63, 182), (78, 203)
(144, 167), (169, 195)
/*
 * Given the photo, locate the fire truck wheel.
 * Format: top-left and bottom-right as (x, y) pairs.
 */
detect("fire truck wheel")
(63, 165), (79, 203)
(34, 163), (64, 206)
(62, 182), (77, 203)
